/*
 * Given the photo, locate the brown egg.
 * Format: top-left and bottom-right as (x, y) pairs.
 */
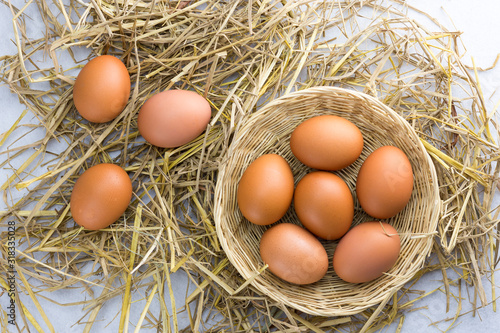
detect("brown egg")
(356, 146), (413, 219)
(290, 115), (363, 170)
(333, 221), (400, 283)
(70, 163), (133, 230)
(294, 171), (353, 240)
(73, 55), (131, 123)
(260, 223), (329, 285)
(237, 154), (294, 225)
(137, 89), (211, 148)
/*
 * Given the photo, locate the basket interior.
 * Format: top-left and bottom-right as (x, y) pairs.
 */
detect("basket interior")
(215, 87), (440, 316)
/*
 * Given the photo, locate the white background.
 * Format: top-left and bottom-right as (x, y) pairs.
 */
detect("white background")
(1, 0), (500, 332)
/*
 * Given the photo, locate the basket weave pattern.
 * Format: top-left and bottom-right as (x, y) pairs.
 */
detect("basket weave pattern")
(215, 87), (441, 316)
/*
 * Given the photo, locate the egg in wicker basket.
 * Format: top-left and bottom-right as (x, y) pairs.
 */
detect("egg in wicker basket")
(214, 86), (440, 316)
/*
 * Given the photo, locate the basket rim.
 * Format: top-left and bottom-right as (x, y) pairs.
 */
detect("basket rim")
(214, 86), (441, 316)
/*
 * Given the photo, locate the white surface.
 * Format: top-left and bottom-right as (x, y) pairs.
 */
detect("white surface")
(1, 1), (500, 332)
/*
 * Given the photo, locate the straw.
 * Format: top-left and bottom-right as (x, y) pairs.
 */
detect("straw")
(0, 0), (498, 331)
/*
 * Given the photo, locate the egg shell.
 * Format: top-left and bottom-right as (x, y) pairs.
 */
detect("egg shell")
(260, 223), (329, 285)
(137, 89), (211, 148)
(294, 171), (353, 240)
(70, 163), (133, 230)
(290, 115), (363, 170)
(237, 154), (294, 225)
(356, 146), (414, 219)
(333, 221), (400, 283)
(73, 55), (131, 123)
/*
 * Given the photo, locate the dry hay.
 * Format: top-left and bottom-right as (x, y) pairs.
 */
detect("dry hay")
(0, 0), (499, 332)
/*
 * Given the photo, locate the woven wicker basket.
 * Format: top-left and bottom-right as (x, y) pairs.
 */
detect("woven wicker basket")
(215, 86), (441, 316)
